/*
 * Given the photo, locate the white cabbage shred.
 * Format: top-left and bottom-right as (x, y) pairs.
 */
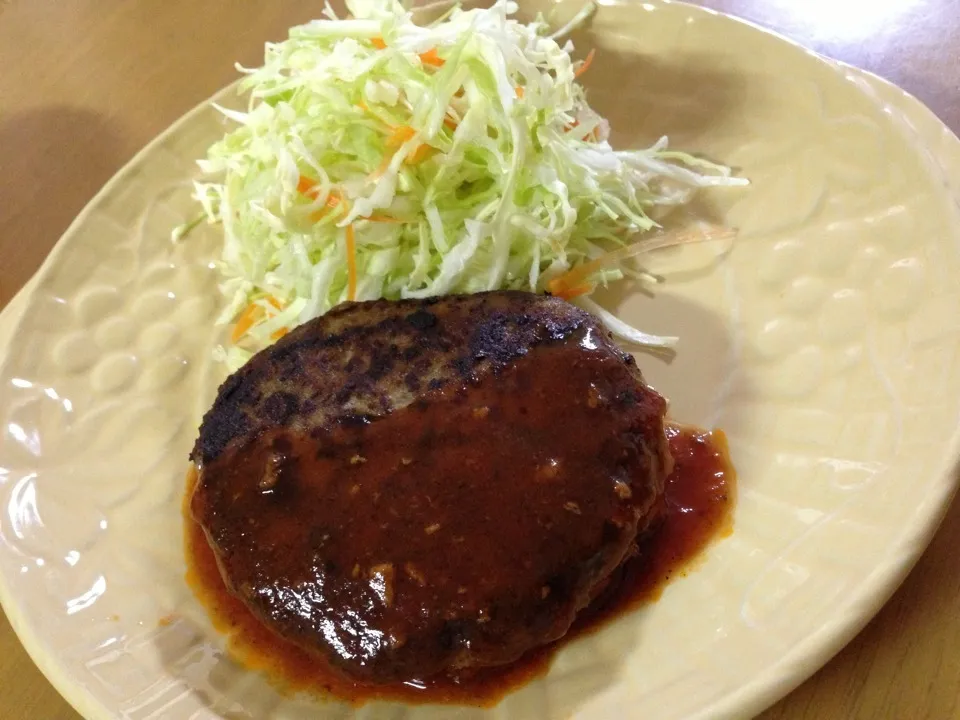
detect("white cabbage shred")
(185, 0), (746, 368)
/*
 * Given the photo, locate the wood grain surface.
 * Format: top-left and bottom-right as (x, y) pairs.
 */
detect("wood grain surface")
(0, 1), (958, 718)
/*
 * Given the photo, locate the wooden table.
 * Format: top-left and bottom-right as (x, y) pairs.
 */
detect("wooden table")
(0, 1), (957, 718)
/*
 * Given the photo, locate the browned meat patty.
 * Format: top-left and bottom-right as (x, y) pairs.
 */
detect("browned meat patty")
(190, 291), (671, 683)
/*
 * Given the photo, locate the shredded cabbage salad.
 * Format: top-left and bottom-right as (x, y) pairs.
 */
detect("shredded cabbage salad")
(183, 0), (746, 369)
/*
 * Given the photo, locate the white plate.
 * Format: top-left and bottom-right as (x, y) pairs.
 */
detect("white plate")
(2, 2), (960, 719)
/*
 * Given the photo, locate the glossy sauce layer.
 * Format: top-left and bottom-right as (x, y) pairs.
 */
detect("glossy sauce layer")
(184, 421), (734, 705)
(190, 337), (670, 683)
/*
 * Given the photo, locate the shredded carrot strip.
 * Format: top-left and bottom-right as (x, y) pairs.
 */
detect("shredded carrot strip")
(345, 225), (358, 301)
(371, 36), (387, 49)
(562, 118), (598, 141)
(271, 327), (289, 340)
(443, 115), (458, 131)
(547, 246), (633, 297)
(309, 191), (349, 222)
(574, 48), (595, 78)
(548, 226), (736, 296)
(231, 296), (288, 343)
(299, 176), (347, 211)
(231, 304), (263, 343)
(407, 144), (436, 164)
(299, 175), (350, 217)
(297, 174), (320, 198)
(372, 125), (435, 175)
(386, 125), (417, 148)
(515, 86), (524, 98)
(552, 282), (594, 301)
(419, 48), (444, 67)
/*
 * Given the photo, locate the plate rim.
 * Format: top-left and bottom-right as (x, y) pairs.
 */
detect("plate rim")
(705, 64), (960, 720)
(1, 3), (959, 719)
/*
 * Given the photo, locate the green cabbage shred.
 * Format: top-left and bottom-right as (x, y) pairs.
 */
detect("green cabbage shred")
(183, 0), (746, 369)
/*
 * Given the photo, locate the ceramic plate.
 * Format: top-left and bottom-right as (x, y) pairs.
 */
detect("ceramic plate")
(3, 2), (960, 719)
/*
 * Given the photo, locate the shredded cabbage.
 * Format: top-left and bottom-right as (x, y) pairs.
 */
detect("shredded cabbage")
(184, 0), (746, 368)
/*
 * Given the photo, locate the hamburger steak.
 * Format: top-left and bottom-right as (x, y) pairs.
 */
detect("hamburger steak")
(190, 291), (671, 683)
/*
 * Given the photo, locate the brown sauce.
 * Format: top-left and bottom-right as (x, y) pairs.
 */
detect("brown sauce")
(183, 421), (734, 705)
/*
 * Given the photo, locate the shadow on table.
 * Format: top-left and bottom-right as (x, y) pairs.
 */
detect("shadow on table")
(0, 106), (128, 306)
